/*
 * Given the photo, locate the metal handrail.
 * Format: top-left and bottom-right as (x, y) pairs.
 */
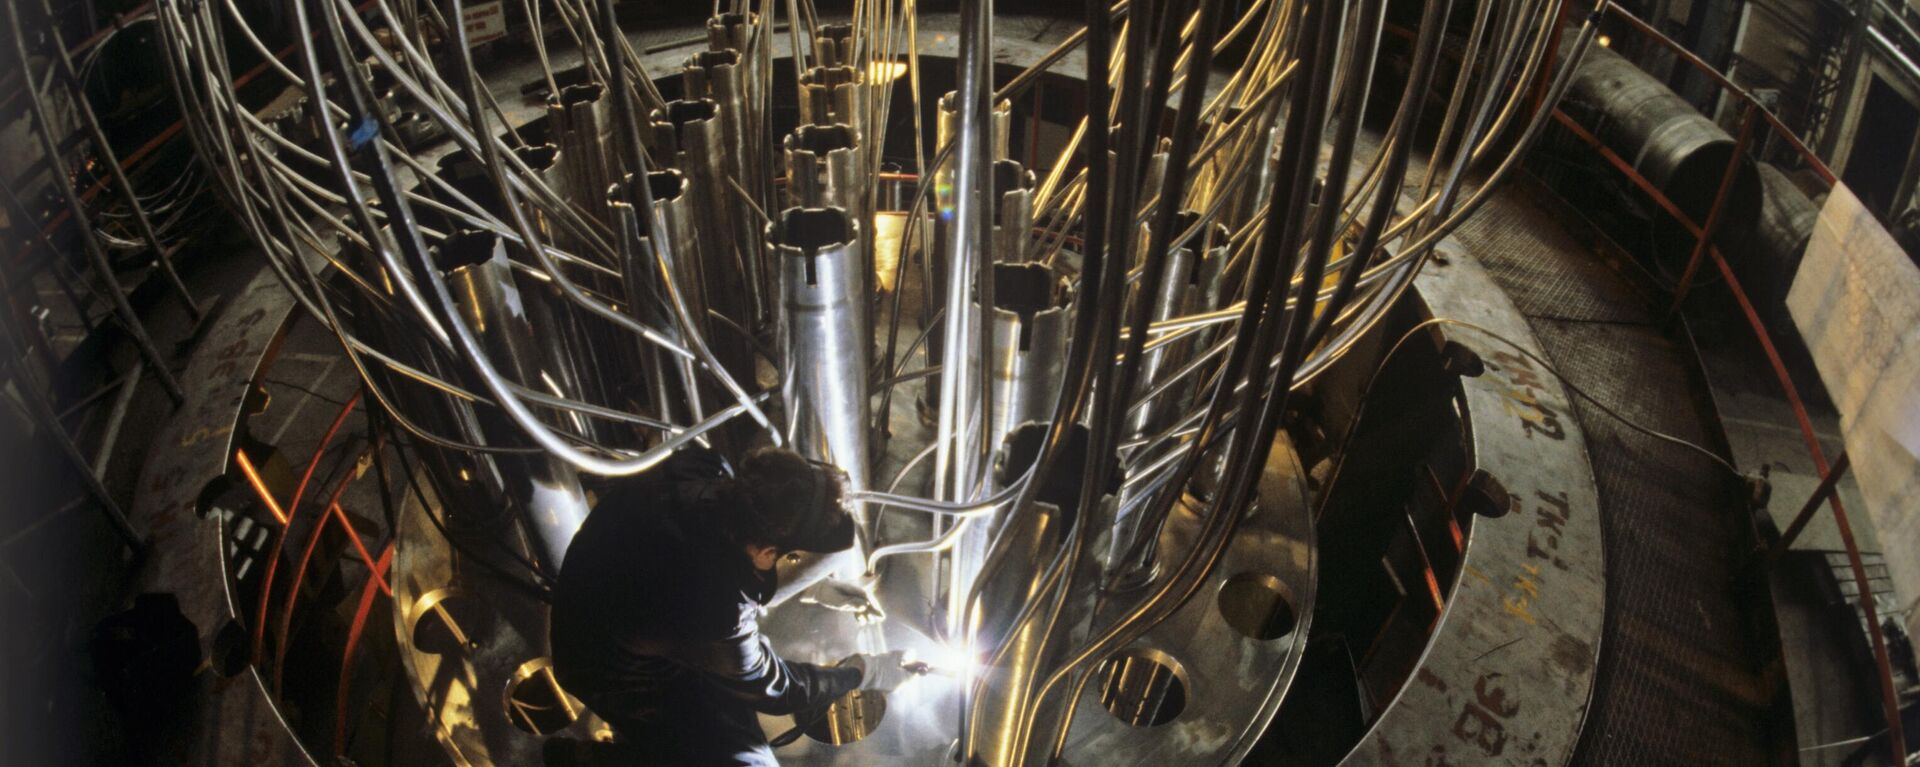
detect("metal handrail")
(1543, 4), (1908, 761)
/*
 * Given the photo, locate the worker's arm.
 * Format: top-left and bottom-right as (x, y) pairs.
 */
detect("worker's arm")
(675, 619), (862, 716)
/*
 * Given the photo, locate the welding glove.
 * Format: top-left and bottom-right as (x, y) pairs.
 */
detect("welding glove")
(798, 578), (887, 622)
(841, 650), (913, 693)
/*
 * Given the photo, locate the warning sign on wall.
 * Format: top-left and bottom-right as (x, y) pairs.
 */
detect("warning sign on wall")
(462, 0), (507, 45)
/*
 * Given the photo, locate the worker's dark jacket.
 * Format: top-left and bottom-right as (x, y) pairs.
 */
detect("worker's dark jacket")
(550, 450), (861, 765)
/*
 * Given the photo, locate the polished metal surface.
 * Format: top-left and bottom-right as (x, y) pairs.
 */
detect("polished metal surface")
(800, 65), (867, 139)
(548, 83), (619, 245)
(435, 231), (592, 570)
(1125, 211), (1229, 444)
(774, 207), (872, 493)
(652, 98), (764, 358)
(991, 160), (1036, 264)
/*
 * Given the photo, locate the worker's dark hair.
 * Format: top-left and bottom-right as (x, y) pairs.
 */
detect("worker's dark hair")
(717, 448), (845, 549)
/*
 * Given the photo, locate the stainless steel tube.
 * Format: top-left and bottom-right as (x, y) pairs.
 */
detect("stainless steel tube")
(990, 160), (1036, 263)
(548, 83), (621, 241)
(435, 231), (592, 569)
(969, 263), (1071, 462)
(685, 49), (768, 313)
(948, 263), (1071, 654)
(651, 98), (764, 369)
(966, 423), (1107, 767)
(816, 22), (854, 66)
(772, 206), (871, 493)
(1125, 211), (1230, 443)
(785, 123), (873, 343)
(610, 170), (711, 427)
(799, 65), (867, 137)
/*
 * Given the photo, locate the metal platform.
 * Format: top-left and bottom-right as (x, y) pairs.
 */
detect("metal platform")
(1452, 176), (1792, 766)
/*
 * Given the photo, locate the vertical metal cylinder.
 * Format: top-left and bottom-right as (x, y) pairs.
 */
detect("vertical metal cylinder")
(609, 170), (716, 428)
(651, 99), (766, 343)
(434, 231), (592, 570)
(547, 83), (620, 238)
(340, 232), (505, 525)
(945, 264), (1071, 646)
(706, 13), (771, 214)
(990, 159), (1035, 263)
(437, 146), (613, 445)
(771, 207), (870, 494)
(935, 91), (1013, 232)
(785, 124), (873, 344)
(799, 65), (866, 134)
(705, 11), (753, 51)
(967, 423), (1115, 767)
(684, 49), (767, 293)
(968, 263), (1071, 468)
(1108, 128), (1171, 227)
(815, 22), (855, 66)
(1126, 211), (1230, 442)
(784, 124), (867, 214)
(435, 144), (562, 229)
(1232, 116), (1283, 231)
(938, 90), (1014, 163)
(925, 92), (1014, 421)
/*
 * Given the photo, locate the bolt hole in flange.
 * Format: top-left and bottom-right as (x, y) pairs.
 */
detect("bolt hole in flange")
(1097, 649), (1188, 727)
(803, 689), (886, 744)
(1217, 572), (1297, 640)
(410, 589), (484, 656)
(504, 658), (580, 735)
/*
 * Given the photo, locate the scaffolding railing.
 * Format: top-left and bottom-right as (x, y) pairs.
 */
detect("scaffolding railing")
(1542, 4), (1908, 762)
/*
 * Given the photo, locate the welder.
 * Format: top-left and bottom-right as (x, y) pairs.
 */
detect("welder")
(549, 446), (911, 765)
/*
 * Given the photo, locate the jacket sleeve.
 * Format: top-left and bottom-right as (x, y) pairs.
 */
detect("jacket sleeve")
(672, 616), (864, 715)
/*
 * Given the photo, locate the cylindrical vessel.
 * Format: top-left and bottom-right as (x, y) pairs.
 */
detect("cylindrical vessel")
(935, 92), (1013, 230)
(799, 65), (866, 136)
(1194, 106), (1280, 231)
(1562, 43), (1761, 254)
(785, 124), (868, 216)
(785, 124), (872, 342)
(684, 49), (766, 280)
(434, 231), (592, 570)
(547, 83), (620, 240)
(705, 12), (753, 51)
(1126, 211), (1230, 442)
(969, 263), (1071, 459)
(924, 92), (1015, 414)
(1733, 163), (1820, 318)
(609, 170), (715, 428)
(339, 231), (506, 526)
(652, 99), (766, 342)
(944, 264), (1072, 646)
(435, 144), (564, 234)
(436, 145), (615, 445)
(990, 159), (1035, 263)
(966, 423), (1115, 767)
(705, 13), (766, 199)
(772, 207), (870, 494)
(815, 22), (854, 66)
(1108, 127), (1171, 228)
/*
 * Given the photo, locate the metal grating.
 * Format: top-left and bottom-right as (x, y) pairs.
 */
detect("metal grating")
(1449, 190), (1658, 325)
(1460, 178), (1787, 765)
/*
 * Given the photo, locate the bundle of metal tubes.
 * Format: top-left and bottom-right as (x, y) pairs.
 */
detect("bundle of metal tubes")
(141, 0), (1610, 759)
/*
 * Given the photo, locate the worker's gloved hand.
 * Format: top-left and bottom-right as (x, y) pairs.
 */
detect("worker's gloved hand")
(841, 650), (912, 693)
(798, 578), (886, 623)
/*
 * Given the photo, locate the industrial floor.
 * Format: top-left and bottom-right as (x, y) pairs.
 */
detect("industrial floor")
(1451, 175), (1793, 765)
